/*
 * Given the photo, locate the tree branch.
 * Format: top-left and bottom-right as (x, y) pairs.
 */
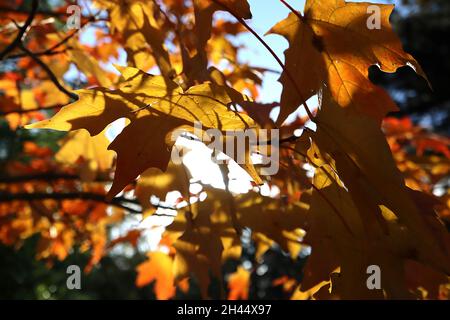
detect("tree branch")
(18, 43), (77, 100)
(0, 104), (62, 116)
(0, 0), (39, 60)
(5, 48), (68, 60)
(0, 191), (143, 214)
(0, 180), (178, 212)
(0, 173), (112, 183)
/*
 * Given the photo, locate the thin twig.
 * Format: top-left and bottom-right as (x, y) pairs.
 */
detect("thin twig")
(0, 191), (142, 213)
(279, 0), (302, 19)
(210, 0), (315, 121)
(0, 0), (39, 60)
(4, 27), (82, 60)
(0, 173), (110, 183)
(5, 48), (68, 60)
(18, 43), (77, 100)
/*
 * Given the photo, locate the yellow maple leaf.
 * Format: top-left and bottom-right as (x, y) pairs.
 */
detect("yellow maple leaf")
(268, 0), (428, 124)
(136, 161), (190, 209)
(26, 66), (258, 198)
(55, 129), (114, 182)
(136, 251), (176, 300)
(302, 90), (450, 298)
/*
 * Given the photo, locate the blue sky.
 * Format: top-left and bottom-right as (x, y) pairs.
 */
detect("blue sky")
(236, 0), (305, 104)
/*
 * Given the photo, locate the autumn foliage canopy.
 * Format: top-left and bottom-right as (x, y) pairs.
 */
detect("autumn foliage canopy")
(0, 0), (449, 299)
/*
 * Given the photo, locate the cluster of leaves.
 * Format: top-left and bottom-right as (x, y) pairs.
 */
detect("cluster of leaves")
(0, 0), (449, 299)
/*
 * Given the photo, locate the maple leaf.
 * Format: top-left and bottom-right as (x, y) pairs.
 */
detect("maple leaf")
(26, 66), (258, 198)
(172, 223), (225, 297)
(194, 0), (251, 51)
(236, 191), (308, 259)
(67, 40), (114, 87)
(165, 187), (307, 297)
(136, 161), (190, 209)
(185, 0), (252, 83)
(268, 0), (428, 124)
(55, 129), (115, 182)
(165, 189), (235, 295)
(302, 90), (450, 299)
(136, 251), (176, 300)
(94, 0), (173, 76)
